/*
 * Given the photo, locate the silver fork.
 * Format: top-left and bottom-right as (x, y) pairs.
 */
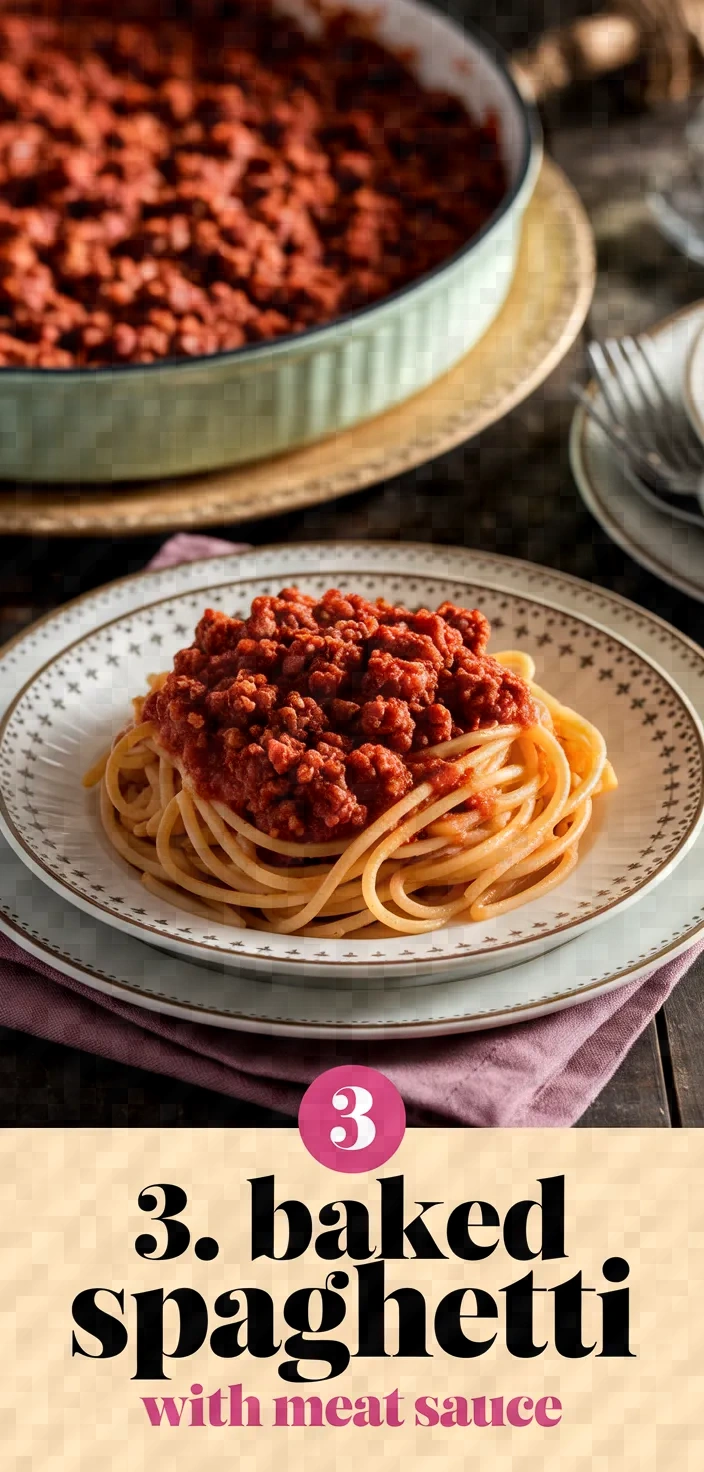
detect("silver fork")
(573, 335), (704, 502)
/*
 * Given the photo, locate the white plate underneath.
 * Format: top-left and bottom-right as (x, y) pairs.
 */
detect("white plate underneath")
(1, 825), (703, 1038)
(570, 301), (704, 603)
(2, 541), (704, 1034)
(683, 312), (704, 448)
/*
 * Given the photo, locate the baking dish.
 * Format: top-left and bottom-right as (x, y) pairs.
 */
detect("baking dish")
(0, 0), (541, 482)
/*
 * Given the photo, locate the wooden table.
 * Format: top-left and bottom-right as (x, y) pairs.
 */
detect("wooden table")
(2, 72), (704, 1128)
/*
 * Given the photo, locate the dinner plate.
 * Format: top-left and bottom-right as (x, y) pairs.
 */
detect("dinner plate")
(683, 313), (704, 448)
(3, 543), (704, 1035)
(570, 302), (704, 602)
(1, 549), (704, 984)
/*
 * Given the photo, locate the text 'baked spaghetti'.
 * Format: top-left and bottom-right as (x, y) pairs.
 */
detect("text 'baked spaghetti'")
(84, 588), (617, 939)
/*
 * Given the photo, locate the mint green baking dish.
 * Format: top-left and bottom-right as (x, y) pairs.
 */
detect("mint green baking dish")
(0, 2), (541, 483)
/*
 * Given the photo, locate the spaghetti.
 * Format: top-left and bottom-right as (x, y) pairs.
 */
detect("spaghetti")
(84, 591), (617, 940)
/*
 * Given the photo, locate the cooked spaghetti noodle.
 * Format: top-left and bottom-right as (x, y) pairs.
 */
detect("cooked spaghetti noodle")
(84, 590), (617, 939)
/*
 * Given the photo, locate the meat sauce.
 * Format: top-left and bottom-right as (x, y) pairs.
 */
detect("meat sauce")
(0, 3), (506, 367)
(143, 587), (538, 843)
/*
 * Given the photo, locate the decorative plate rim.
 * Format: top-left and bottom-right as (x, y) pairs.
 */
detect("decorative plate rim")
(2, 560), (703, 976)
(2, 538), (703, 677)
(0, 863), (702, 1036)
(2, 540), (704, 1034)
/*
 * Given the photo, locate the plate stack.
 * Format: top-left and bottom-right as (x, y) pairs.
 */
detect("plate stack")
(2, 542), (704, 1039)
(571, 302), (704, 603)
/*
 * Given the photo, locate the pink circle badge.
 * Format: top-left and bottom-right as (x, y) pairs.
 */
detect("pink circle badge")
(298, 1065), (406, 1173)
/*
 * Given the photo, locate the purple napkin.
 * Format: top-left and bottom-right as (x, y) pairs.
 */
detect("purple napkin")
(1, 533), (697, 1126)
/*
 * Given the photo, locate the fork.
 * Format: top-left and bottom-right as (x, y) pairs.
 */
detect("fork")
(572, 335), (704, 502)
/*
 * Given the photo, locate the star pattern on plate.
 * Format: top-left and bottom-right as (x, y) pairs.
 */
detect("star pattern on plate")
(1, 567), (702, 970)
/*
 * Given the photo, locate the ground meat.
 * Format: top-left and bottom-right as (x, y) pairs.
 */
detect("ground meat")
(438, 649), (538, 731)
(143, 587), (539, 842)
(435, 603), (491, 654)
(0, 3), (506, 366)
(361, 648), (439, 708)
(413, 701), (454, 749)
(359, 695), (416, 753)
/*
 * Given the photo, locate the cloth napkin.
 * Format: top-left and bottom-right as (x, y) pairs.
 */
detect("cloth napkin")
(1, 532), (698, 1127)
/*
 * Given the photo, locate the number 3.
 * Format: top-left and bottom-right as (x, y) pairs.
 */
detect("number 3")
(330, 1086), (376, 1151)
(136, 1184), (190, 1260)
